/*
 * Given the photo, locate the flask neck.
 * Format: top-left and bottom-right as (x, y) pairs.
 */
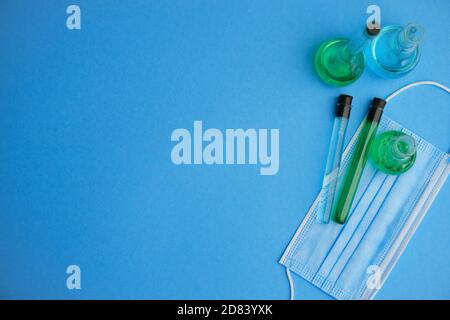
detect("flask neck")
(395, 23), (424, 54)
(389, 135), (416, 161)
(339, 28), (374, 62)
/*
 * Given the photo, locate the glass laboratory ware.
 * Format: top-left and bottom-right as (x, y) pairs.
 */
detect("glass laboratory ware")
(370, 131), (417, 175)
(317, 94), (353, 223)
(366, 23), (425, 78)
(315, 26), (380, 87)
(333, 97), (386, 224)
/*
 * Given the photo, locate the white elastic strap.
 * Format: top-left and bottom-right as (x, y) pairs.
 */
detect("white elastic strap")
(385, 80), (450, 102)
(285, 267), (294, 300)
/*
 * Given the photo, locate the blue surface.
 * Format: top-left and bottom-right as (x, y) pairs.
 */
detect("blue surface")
(0, 0), (448, 299)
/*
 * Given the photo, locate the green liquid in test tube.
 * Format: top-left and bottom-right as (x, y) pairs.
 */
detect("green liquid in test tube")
(333, 97), (387, 224)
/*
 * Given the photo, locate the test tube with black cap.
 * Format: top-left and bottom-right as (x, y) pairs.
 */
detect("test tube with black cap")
(317, 94), (353, 223)
(333, 97), (387, 224)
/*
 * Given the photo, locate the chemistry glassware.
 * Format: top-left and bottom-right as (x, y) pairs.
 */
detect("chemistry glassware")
(315, 26), (380, 87)
(365, 23), (425, 78)
(370, 131), (416, 175)
(317, 95), (353, 223)
(333, 97), (386, 224)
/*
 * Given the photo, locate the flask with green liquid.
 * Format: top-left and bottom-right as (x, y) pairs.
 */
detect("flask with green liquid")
(370, 131), (417, 175)
(315, 26), (380, 87)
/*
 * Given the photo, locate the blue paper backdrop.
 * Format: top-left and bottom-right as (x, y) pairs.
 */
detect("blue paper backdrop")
(0, 0), (448, 299)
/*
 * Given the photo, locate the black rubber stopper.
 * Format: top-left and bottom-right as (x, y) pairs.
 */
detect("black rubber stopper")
(335, 94), (353, 118)
(367, 97), (387, 122)
(372, 97), (387, 109)
(366, 25), (381, 36)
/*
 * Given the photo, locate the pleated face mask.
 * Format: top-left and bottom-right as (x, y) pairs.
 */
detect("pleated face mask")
(280, 81), (450, 300)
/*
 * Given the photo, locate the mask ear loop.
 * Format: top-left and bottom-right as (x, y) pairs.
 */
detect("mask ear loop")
(285, 80), (450, 301)
(385, 80), (450, 153)
(385, 80), (450, 102)
(286, 268), (294, 300)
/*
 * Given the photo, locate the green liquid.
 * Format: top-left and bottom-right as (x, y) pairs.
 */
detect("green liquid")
(370, 131), (417, 175)
(314, 39), (365, 87)
(333, 119), (379, 224)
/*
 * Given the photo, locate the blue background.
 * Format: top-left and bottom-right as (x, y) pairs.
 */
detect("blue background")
(0, 0), (448, 299)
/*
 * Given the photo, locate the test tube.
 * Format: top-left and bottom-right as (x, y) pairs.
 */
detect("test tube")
(333, 97), (386, 224)
(317, 94), (353, 223)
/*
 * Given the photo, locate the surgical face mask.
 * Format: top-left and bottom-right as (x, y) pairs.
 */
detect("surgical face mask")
(280, 81), (450, 300)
